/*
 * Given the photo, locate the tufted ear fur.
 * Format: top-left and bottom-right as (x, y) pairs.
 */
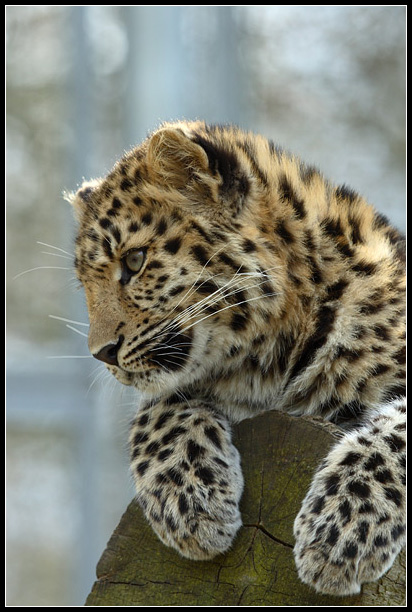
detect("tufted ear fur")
(64, 178), (102, 222)
(147, 127), (211, 190)
(147, 125), (251, 217)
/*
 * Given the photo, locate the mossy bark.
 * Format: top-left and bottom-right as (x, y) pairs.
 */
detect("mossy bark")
(85, 411), (405, 606)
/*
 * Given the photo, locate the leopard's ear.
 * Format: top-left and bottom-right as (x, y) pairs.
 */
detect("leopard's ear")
(64, 178), (102, 222)
(147, 123), (251, 217)
(146, 126), (211, 190)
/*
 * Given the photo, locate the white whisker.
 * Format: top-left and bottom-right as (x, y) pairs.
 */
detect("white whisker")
(49, 315), (89, 326)
(172, 388), (192, 405)
(40, 251), (72, 260)
(159, 272), (238, 332)
(150, 349), (190, 358)
(150, 358), (192, 378)
(86, 365), (111, 395)
(36, 241), (73, 257)
(13, 266), (72, 280)
(144, 262), (279, 354)
(153, 246), (227, 329)
(65, 324), (89, 338)
(47, 355), (93, 359)
(169, 273), (274, 330)
(180, 291), (279, 334)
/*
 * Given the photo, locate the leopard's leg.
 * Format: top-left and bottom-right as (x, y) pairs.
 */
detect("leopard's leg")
(129, 397), (244, 560)
(293, 398), (406, 596)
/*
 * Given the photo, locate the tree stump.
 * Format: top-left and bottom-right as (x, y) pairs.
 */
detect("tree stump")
(85, 410), (405, 606)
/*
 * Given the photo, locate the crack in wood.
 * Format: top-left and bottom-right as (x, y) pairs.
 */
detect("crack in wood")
(243, 523), (294, 549)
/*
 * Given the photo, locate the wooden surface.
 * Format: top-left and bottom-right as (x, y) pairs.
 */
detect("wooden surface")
(85, 410), (406, 606)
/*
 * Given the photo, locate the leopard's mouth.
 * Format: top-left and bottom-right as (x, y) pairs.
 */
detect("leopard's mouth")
(106, 325), (195, 390)
(106, 364), (135, 386)
(142, 328), (194, 373)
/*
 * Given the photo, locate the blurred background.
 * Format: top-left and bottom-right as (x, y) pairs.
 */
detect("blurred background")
(6, 6), (406, 606)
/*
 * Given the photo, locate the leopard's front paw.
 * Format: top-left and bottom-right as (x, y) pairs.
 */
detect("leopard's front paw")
(140, 479), (243, 561)
(294, 402), (406, 596)
(130, 400), (244, 560)
(294, 512), (404, 596)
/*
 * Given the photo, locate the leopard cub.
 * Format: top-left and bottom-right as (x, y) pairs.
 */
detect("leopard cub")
(69, 120), (405, 596)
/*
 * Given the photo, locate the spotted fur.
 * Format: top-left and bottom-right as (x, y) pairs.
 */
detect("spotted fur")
(69, 121), (405, 595)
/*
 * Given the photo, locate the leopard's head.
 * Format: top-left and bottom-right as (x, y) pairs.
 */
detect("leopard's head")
(69, 121), (282, 396)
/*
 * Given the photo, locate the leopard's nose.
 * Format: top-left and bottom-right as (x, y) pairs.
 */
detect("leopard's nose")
(92, 335), (124, 366)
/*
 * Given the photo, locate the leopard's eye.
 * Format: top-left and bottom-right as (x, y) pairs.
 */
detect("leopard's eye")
(121, 248), (146, 284)
(125, 249), (145, 272)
